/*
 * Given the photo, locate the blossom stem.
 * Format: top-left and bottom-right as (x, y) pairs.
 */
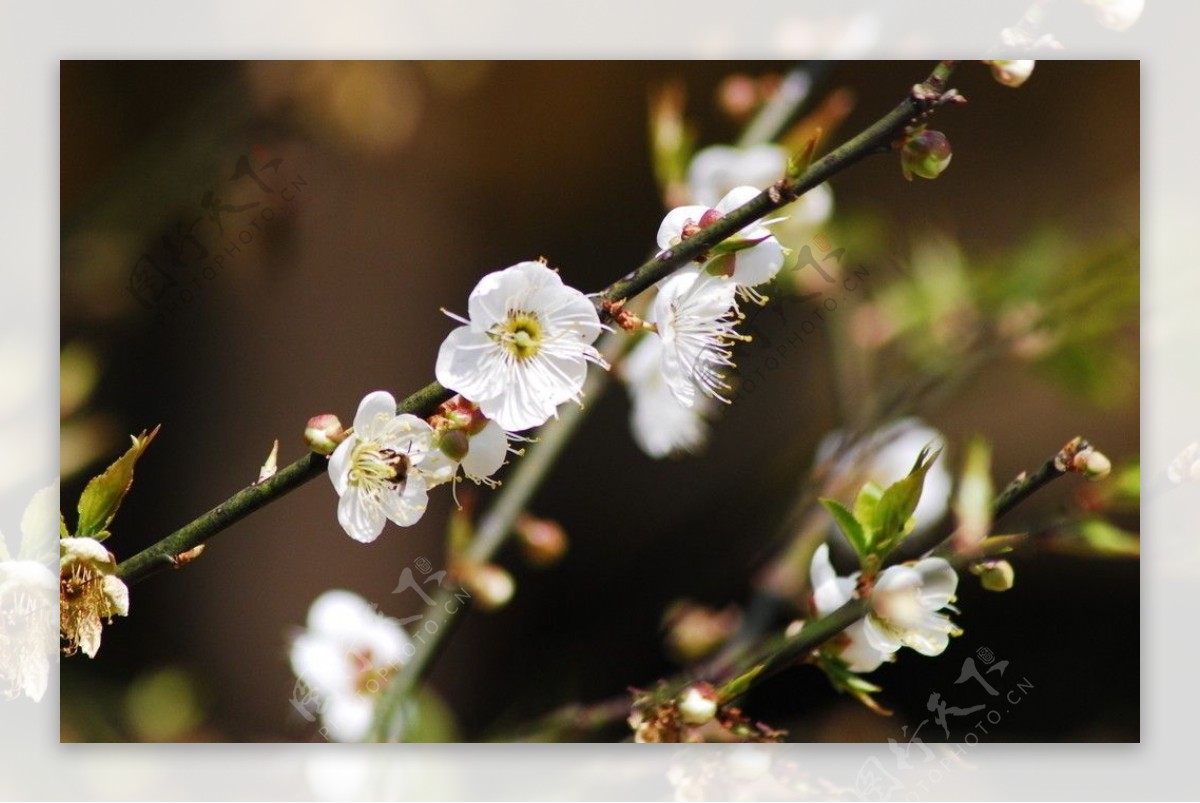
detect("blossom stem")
(599, 60), (960, 310)
(116, 381), (452, 584)
(368, 331), (627, 741)
(116, 61), (961, 588)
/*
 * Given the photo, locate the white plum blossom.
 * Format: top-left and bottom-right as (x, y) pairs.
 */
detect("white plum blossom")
(816, 417), (952, 534)
(59, 536), (129, 658)
(809, 543), (888, 673)
(864, 556), (961, 657)
(329, 391), (447, 543)
(436, 261), (606, 433)
(289, 589), (413, 742)
(809, 543), (961, 670)
(658, 186), (786, 290)
(619, 333), (715, 458)
(650, 265), (743, 407)
(686, 144), (788, 208)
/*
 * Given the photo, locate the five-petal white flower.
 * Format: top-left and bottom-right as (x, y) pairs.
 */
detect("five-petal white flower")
(289, 589), (413, 742)
(658, 186), (785, 289)
(809, 543), (961, 671)
(650, 265), (743, 407)
(436, 261), (606, 433)
(864, 556), (961, 657)
(329, 391), (443, 543)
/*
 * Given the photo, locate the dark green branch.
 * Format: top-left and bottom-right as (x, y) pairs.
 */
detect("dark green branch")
(116, 381), (452, 584)
(117, 60), (963, 598)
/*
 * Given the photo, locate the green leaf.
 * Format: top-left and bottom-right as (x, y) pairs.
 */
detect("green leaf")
(60, 512), (70, 539)
(76, 426), (160, 540)
(815, 652), (892, 716)
(820, 498), (870, 559)
(872, 447), (941, 557)
(1067, 517), (1140, 558)
(852, 482), (883, 531)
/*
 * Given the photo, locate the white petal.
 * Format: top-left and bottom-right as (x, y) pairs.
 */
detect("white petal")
(913, 558), (958, 609)
(379, 474), (428, 528)
(462, 421), (508, 479)
(353, 391), (398, 435)
(417, 447), (458, 489)
(322, 694), (377, 743)
(657, 205), (709, 249)
(809, 544), (855, 616)
(862, 614), (903, 655)
(338, 490), (386, 543)
(686, 144), (787, 208)
(290, 632), (352, 696)
(731, 238), (784, 287)
(78, 615), (103, 658)
(306, 589), (378, 637)
(902, 622), (951, 657)
(478, 361), (558, 432)
(840, 621), (888, 673)
(102, 574), (130, 617)
(435, 327), (504, 402)
(328, 438), (355, 495)
(60, 537), (115, 568)
(714, 185), (762, 216)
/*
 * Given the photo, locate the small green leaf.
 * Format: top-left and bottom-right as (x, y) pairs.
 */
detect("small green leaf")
(1068, 517), (1140, 558)
(20, 481), (62, 563)
(820, 498), (870, 559)
(60, 512), (70, 539)
(710, 233), (772, 257)
(852, 482), (883, 531)
(720, 663), (765, 702)
(815, 651), (892, 716)
(76, 425), (160, 540)
(872, 447), (942, 557)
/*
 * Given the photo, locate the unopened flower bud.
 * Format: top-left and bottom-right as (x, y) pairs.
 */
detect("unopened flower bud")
(459, 563), (514, 611)
(677, 684), (719, 726)
(986, 60), (1035, 88)
(970, 559), (1015, 592)
(1072, 448), (1112, 481)
(663, 601), (741, 663)
(515, 514), (568, 567)
(304, 414), (345, 455)
(437, 428), (470, 463)
(1089, 0), (1143, 31)
(901, 129), (952, 181)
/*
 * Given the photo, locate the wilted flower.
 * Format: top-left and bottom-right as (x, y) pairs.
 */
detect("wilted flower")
(436, 261), (606, 432)
(328, 391), (446, 543)
(59, 537), (129, 658)
(289, 589), (413, 742)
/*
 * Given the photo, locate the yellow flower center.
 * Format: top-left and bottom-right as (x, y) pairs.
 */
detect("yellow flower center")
(348, 440), (410, 490)
(493, 312), (543, 360)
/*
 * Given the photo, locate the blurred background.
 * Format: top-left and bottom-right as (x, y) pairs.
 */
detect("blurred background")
(59, 60), (1138, 743)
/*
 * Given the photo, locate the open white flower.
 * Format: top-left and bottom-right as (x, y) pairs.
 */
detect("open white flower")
(329, 391), (441, 543)
(686, 144), (788, 208)
(864, 557), (961, 657)
(289, 589), (413, 742)
(658, 186), (786, 289)
(650, 265), (743, 407)
(436, 261), (606, 432)
(816, 417), (952, 534)
(619, 333), (714, 458)
(59, 536), (129, 658)
(809, 543), (960, 669)
(809, 544), (888, 673)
